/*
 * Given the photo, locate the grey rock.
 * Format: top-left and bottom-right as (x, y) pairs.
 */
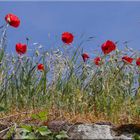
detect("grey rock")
(68, 124), (133, 139)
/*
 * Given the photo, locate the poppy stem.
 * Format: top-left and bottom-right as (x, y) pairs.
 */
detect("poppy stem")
(0, 23), (9, 49)
(0, 23), (9, 63)
(26, 37), (29, 46)
(0, 24), (5, 29)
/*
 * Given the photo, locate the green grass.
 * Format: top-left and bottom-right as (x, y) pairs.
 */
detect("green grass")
(0, 25), (140, 125)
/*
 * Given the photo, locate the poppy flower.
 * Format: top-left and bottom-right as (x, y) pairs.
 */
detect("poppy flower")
(94, 57), (102, 65)
(62, 32), (74, 44)
(82, 53), (89, 62)
(5, 13), (20, 28)
(136, 58), (140, 66)
(37, 64), (44, 71)
(101, 40), (116, 55)
(122, 56), (133, 64)
(16, 43), (27, 55)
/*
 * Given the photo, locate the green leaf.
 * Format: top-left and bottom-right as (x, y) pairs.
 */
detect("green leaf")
(37, 126), (52, 136)
(56, 131), (68, 139)
(38, 111), (48, 121)
(133, 133), (140, 140)
(21, 132), (36, 139)
(31, 114), (40, 120)
(21, 125), (33, 133)
(31, 111), (48, 121)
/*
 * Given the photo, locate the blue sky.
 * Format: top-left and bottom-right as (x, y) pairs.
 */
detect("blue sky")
(1, 1), (140, 56)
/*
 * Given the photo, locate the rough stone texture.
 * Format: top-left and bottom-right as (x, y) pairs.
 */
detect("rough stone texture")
(68, 124), (133, 139)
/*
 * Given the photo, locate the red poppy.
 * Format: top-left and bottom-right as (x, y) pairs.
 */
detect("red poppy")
(5, 13), (20, 28)
(82, 53), (89, 62)
(101, 40), (116, 55)
(94, 57), (102, 65)
(122, 56), (133, 64)
(16, 43), (27, 55)
(62, 32), (74, 44)
(136, 58), (140, 66)
(37, 64), (44, 71)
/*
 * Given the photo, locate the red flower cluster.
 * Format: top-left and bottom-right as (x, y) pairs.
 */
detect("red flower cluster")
(136, 58), (140, 66)
(5, 13), (20, 28)
(122, 56), (133, 64)
(4, 12), (140, 71)
(37, 64), (44, 71)
(81, 52), (103, 66)
(94, 57), (102, 65)
(101, 40), (116, 55)
(62, 32), (74, 44)
(82, 53), (89, 62)
(16, 43), (27, 55)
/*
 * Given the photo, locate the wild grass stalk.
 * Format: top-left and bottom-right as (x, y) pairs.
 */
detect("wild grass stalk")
(0, 24), (140, 124)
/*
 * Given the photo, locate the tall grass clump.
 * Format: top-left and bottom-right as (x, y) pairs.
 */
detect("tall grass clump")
(0, 13), (140, 124)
